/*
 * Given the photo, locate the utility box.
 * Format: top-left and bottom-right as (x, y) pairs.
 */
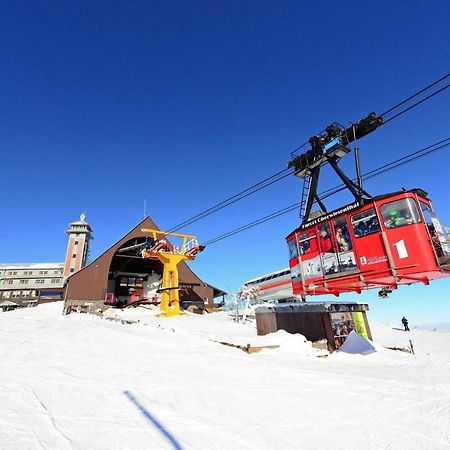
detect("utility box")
(255, 302), (372, 352)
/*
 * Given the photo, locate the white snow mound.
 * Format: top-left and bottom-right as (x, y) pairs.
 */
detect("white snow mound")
(338, 330), (377, 355)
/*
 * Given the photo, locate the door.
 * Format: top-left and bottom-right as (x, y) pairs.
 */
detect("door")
(331, 217), (358, 275)
(317, 223), (340, 277)
(419, 201), (450, 258)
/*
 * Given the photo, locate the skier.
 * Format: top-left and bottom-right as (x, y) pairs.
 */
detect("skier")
(401, 316), (410, 331)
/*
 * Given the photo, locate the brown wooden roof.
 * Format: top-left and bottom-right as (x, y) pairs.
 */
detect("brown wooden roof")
(65, 216), (223, 305)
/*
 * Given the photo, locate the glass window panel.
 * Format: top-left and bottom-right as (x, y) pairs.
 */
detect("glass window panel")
(318, 225), (333, 254)
(333, 217), (353, 251)
(298, 231), (318, 255)
(380, 198), (421, 229)
(351, 208), (381, 237)
(287, 238), (298, 259)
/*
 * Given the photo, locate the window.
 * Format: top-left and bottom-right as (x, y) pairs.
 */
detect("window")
(51, 278), (61, 284)
(318, 225), (333, 254)
(19, 280), (29, 285)
(287, 238), (298, 259)
(12, 291), (21, 298)
(2, 291), (10, 298)
(351, 208), (381, 237)
(39, 271), (43, 275)
(380, 198), (421, 229)
(43, 271), (48, 274)
(7, 271), (12, 276)
(74, 241), (79, 245)
(28, 271), (33, 275)
(420, 201), (449, 257)
(5, 280), (13, 285)
(333, 217), (352, 252)
(12, 271), (17, 275)
(36, 279), (45, 284)
(298, 231), (318, 255)
(54, 270), (59, 274)
(72, 254), (77, 258)
(70, 268), (74, 273)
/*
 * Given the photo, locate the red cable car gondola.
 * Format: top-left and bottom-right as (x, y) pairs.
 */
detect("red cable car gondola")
(286, 113), (450, 298)
(286, 189), (450, 297)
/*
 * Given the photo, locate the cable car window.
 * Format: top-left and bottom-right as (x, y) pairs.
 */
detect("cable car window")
(351, 208), (380, 237)
(298, 231), (318, 255)
(318, 224), (333, 253)
(333, 217), (352, 251)
(287, 238), (298, 259)
(380, 198), (421, 229)
(419, 201), (433, 226)
(420, 201), (448, 257)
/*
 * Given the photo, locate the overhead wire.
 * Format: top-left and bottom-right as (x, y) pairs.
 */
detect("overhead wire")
(380, 73), (449, 118)
(382, 84), (449, 125)
(166, 167), (294, 233)
(166, 74), (449, 234)
(203, 137), (450, 245)
(318, 137), (450, 200)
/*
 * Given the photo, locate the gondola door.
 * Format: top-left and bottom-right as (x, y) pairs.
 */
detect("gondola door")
(331, 217), (358, 275)
(318, 219), (359, 278)
(419, 200), (450, 258)
(317, 223), (340, 277)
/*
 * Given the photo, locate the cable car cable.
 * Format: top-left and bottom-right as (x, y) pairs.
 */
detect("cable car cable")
(379, 73), (449, 118)
(167, 167), (294, 233)
(203, 137), (450, 245)
(167, 75), (449, 234)
(382, 84), (449, 125)
(319, 139), (450, 201)
(318, 137), (450, 199)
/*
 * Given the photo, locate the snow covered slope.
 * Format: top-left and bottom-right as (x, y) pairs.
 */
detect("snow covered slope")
(1, 304), (449, 449)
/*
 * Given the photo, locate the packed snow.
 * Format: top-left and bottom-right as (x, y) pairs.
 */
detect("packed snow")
(1, 303), (450, 449)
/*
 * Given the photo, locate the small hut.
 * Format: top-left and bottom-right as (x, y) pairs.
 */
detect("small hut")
(255, 302), (372, 352)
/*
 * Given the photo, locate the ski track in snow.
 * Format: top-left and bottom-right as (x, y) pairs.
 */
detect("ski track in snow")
(31, 386), (73, 448)
(1, 303), (450, 449)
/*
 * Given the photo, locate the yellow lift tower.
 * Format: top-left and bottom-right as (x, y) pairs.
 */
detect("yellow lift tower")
(140, 228), (204, 317)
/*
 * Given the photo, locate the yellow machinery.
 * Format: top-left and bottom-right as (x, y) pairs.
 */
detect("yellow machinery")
(140, 228), (204, 317)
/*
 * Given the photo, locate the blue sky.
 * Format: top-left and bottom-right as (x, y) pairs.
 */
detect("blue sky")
(1, 1), (449, 326)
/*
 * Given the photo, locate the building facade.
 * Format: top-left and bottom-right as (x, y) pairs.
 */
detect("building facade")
(0, 214), (92, 307)
(0, 263), (65, 306)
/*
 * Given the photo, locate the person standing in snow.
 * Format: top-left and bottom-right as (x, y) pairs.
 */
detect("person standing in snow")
(401, 316), (410, 331)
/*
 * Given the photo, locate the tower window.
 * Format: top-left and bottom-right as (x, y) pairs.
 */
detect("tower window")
(74, 241), (79, 245)
(72, 254), (77, 258)
(70, 268), (75, 273)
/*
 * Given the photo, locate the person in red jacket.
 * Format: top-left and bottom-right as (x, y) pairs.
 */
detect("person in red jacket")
(319, 228), (333, 253)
